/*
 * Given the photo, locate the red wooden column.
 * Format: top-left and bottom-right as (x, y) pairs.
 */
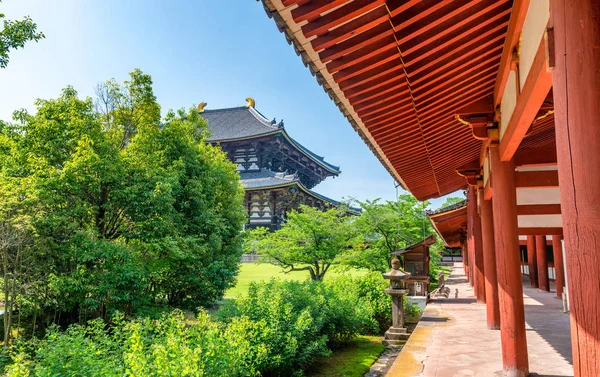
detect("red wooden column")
(463, 243), (470, 280)
(468, 187), (486, 303)
(552, 235), (566, 299)
(526, 236), (538, 288)
(490, 147), (528, 376)
(479, 190), (500, 329)
(467, 206), (474, 286)
(552, 2), (600, 374)
(535, 235), (550, 291)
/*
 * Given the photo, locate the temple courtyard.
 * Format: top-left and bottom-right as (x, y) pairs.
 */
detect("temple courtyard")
(386, 264), (573, 377)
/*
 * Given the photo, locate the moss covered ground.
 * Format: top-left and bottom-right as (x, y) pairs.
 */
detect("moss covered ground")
(306, 336), (385, 377)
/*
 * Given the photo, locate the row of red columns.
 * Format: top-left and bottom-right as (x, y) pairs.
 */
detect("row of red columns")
(525, 235), (565, 297)
(461, 2), (600, 376)
(465, 153), (569, 376)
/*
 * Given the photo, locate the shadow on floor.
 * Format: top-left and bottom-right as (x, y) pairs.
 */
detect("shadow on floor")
(419, 316), (449, 323)
(522, 277), (573, 366)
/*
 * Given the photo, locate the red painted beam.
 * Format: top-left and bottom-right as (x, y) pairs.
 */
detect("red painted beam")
(518, 227), (563, 236)
(515, 170), (559, 188)
(499, 38), (553, 161)
(517, 204), (561, 216)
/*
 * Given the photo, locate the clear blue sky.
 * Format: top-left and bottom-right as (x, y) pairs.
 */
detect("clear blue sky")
(0, 0), (461, 208)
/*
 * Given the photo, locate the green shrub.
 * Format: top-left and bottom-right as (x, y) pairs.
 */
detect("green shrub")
(347, 272), (392, 333)
(3, 276), (395, 376)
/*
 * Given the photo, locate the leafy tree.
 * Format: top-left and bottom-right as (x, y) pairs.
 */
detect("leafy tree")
(246, 205), (356, 281)
(0, 2), (45, 68)
(0, 69), (246, 325)
(345, 194), (433, 272)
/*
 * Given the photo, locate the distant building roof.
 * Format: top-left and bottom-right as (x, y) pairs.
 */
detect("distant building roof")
(240, 170), (298, 189)
(201, 106), (341, 174)
(239, 170), (361, 215)
(428, 199), (467, 216)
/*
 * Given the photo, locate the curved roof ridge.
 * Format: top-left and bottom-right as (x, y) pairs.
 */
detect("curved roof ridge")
(247, 106), (280, 130)
(202, 106), (247, 113)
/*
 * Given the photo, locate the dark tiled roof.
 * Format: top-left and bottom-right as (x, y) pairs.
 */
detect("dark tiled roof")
(240, 170), (297, 189)
(427, 199), (467, 216)
(202, 106), (279, 142)
(239, 170), (361, 215)
(201, 106), (340, 174)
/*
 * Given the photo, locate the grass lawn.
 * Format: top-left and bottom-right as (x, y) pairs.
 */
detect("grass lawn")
(305, 336), (385, 377)
(225, 263), (368, 298)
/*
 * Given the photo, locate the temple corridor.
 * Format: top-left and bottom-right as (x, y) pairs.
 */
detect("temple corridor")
(386, 264), (573, 377)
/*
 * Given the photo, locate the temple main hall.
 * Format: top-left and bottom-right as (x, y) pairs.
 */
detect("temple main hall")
(199, 99), (358, 230)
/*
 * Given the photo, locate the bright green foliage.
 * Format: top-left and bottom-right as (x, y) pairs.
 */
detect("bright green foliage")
(246, 205), (357, 281)
(4, 274), (394, 377)
(346, 194), (433, 272)
(0, 2), (45, 69)
(0, 70), (246, 324)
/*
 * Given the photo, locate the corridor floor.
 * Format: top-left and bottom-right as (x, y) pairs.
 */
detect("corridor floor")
(386, 264), (573, 377)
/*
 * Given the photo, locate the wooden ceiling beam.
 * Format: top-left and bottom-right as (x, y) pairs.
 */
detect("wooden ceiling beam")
(327, 36), (397, 74)
(350, 79), (408, 105)
(302, 0), (385, 39)
(399, 1), (509, 55)
(343, 69), (405, 98)
(402, 12), (511, 67)
(326, 0), (483, 72)
(413, 52), (501, 100)
(311, 6), (389, 51)
(338, 60), (401, 90)
(320, 23), (393, 63)
(291, 0), (350, 24)
(417, 84), (495, 123)
(416, 70), (497, 112)
(352, 89), (411, 114)
(411, 41), (504, 86)
(406, 21), (508, 71)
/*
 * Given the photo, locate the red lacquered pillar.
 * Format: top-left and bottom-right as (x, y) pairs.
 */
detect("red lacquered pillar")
(479, 190), (500, 329)
(527, 236), (538, 288)
(468, 187), (486, 303)
(552, 235), (565, 299)
(536, 235), (550, 291)
(552, 2), (600, 373)
(490, 147), (528, 376)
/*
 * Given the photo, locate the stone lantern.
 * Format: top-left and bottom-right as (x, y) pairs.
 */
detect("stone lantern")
(382, 256), (411, 346)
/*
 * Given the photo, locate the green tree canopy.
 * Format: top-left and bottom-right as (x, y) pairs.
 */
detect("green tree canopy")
(0, 2), (44, 68)
(345, 194), (433, 273)
(0, 70), (246, 326)
(246, 205), (357, 281)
